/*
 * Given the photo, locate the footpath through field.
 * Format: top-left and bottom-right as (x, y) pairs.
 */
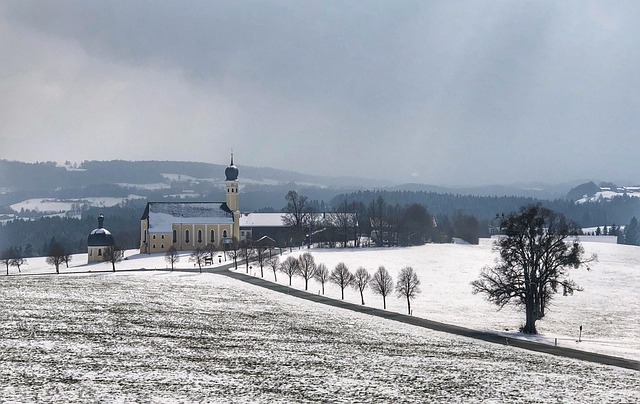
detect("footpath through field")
(217, 265), (640, 372)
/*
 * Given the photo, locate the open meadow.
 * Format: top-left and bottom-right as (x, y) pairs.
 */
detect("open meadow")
(1, 239), (639, 402)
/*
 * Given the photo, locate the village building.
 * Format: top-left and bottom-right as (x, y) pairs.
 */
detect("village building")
(88, 214), (115, 262)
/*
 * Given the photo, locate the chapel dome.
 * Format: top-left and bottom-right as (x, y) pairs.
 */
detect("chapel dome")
(225, 154), (239, 181)
(87, 214), (115, 247)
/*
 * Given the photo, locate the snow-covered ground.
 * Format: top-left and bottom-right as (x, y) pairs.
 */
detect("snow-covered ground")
(1, 265), (638, 402)
(232, 239), (640, 362)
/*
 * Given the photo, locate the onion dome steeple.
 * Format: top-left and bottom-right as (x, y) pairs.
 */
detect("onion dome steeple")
(225, 153), (239, 181)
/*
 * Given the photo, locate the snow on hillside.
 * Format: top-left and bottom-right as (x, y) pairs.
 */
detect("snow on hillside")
(9, 196), (145, 214)
(1, 258), (638, 402)
(11, 239), (640, 362)
(576, 186), (640, 203)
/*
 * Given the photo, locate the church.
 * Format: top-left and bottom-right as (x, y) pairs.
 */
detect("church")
(139, 155), (241, 254)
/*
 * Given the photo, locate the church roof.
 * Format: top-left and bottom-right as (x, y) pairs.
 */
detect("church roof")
(142, 202), (234, 233)
(88, 215), (115, 246)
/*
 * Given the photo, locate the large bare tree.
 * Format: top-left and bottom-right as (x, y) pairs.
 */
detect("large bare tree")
(330, 262), (354, 300)
(370, 266), (394, 309)
(472, 204), (594, 334)
(396, 266), (421, 315)
(297, 252), (317, 291)
(352, 266), (371, 305)
(239, 240), (256, 273)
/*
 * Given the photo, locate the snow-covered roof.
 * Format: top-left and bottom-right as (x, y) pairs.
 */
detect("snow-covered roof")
(240, 213), (286, 227)
(144, 202), (233, 233)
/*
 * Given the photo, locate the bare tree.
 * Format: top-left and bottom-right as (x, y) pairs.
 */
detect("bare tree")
(266, 255), (280, 282)
(63, 252), (72, 268)
(165, 245), (179, 271)
(227, 237), (240, 269)
(370, 266), (394, 309)
(104, 246), (124, 272)
(239, 240), (256, 273)
(396, 266), (421, 315)
(297, 252), (317, 290)
(256, 246), (268, 277)
(471, 204), (594, 334)
(279, 256), (300, 286)
(330, 262), (354, 300)
(314, 263), (329, 295)
(352, 266), (371, 305)
(205, 243), (218, 264)
(9, 246), (25, 273)
(1, 248), (13, 275)
(189, 248), (207, 273)
(283, 190), (310, 246)
(10, 256), (26, 273)
(46, 242), (67, 274)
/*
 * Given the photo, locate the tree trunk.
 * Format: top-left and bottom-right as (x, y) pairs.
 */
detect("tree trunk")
(406, 296), (411, 315)
(341, 287), (344, 300)
(273, 271), (277, 282)
(321, 283), (324, 295)
(304, 278), (308, 291)
(524, 294), (537, 334)
(383, 295), (386, 310)
(360, 290), (365, 305)
(112, 262), (116, 272)
(289, 275), (292, 286)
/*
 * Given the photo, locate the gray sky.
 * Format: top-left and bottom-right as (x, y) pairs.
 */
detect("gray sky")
(1, 1), (639, 186)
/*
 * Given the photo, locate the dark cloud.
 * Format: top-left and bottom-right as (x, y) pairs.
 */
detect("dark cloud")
(1, 1), (639, 185)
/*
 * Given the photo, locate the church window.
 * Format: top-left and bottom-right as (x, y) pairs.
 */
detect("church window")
(143, 230), (147, 243)
(152, 244), (156, 249)
(210, 230), (215, 243)
(161, 235), (165, 239)
(153, 235), (156, 240)
(198, 229), (202, 243)
(173, 229), (177, 243)
(223, 229), (228, 238)
(185, 230), (190, 243)
(98, 249), (102, 256)
(161, 244), (164, 249)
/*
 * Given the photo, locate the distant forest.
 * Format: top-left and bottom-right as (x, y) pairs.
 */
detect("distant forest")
(2, 159), (640, 256)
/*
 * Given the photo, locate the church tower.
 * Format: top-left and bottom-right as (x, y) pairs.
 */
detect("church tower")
(224, 153), (240, 241)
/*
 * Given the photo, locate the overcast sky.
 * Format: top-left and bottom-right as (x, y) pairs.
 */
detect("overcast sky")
(1, 1), (638, 186)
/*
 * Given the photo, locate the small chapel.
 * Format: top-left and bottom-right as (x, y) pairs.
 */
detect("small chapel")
(88, 214), (116, 262)
(139, 155), (241, 254)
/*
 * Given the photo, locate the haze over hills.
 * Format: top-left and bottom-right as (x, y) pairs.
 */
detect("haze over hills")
(0, 159), (595, 209)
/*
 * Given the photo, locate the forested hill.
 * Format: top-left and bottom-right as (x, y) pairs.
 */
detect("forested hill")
(330, 190), (640, 227)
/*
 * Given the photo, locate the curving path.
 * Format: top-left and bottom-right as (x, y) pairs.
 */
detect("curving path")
(218, 265), (640, 372)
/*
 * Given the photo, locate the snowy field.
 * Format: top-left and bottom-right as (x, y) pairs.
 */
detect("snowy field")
(1, 269), (638, 403)
(233, 239), (640, 362)
(10, 196), (145, 214)
(1, 241), (638, 401)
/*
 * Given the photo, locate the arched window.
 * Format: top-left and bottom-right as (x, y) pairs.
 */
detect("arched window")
(98, 248), (102, 256)
(210, 230), (215, 243)
(173, 229), (177, 243)
(198, 229), (202, 243)
(223, 229), (228, 238)
(143, 230), (147, 243)
(185, 229), (190, 243)
(161, 244), (164, 249)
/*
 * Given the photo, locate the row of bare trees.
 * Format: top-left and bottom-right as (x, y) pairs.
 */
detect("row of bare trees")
(254, 251), (422, 314)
